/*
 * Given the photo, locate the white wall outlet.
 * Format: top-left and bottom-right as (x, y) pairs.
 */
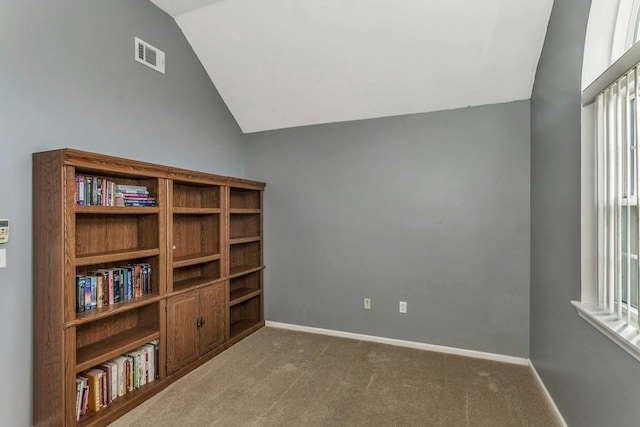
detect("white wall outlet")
(364, 297), (371, 310)
(399, 301), (407, 313)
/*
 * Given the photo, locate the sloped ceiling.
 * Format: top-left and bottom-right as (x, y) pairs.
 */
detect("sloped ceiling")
(151, 0), (554, 133)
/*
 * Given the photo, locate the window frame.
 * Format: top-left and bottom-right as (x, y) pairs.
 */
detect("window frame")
(576, 0), (640, 362)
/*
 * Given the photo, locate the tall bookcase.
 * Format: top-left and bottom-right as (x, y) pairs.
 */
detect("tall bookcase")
(33, 149), (265, 426)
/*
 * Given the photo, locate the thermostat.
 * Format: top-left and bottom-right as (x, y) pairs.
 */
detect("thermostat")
(0, 219), (9, 243)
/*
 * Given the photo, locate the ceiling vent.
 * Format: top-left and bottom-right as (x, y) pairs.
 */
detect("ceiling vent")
(135, 37), (165, 74)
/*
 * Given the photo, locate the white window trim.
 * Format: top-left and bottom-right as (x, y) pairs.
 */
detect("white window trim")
(572, 301), (640, 361)
(578, 0), (640, 362)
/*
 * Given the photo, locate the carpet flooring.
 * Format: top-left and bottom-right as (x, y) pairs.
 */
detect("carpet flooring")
(110, 327), (559, 427)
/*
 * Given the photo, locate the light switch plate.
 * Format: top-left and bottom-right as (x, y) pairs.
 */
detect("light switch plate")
(0, 249), (6, 268)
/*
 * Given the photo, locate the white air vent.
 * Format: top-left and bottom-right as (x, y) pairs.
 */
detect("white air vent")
(135, 37), (165, 74)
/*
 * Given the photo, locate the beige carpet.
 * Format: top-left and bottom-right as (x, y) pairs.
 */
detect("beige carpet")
(110, 327), (559, 427)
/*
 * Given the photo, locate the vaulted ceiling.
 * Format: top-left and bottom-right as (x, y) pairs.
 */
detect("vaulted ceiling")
(150, 0), (554, 133)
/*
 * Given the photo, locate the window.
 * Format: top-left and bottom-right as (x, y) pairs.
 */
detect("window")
(576, 0), (640, 362)
(594, 70), (639, 321)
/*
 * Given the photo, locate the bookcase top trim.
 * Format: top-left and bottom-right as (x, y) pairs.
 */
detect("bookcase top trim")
(35, 148), (266, 189)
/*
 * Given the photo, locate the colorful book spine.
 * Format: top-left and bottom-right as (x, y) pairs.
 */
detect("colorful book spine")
(79, 369), (103, 412)
(76, 276), (86, 313)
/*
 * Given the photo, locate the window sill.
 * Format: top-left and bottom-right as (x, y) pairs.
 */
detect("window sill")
(572, 301), (640, 362)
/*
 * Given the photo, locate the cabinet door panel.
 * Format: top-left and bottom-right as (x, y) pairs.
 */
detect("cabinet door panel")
(199, 283), (226, 355)
(167, 292), (198, 374)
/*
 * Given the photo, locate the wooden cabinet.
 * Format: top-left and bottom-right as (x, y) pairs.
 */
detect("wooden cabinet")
(166, 292), (199, 373)
(166, 283), (225, 374)
(33, 149), (264, 426)
(199, 283), (226, 354)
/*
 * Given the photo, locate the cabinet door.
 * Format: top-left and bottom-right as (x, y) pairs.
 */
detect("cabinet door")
(167, 292), (199, 374)
(199, 283), (226, 355)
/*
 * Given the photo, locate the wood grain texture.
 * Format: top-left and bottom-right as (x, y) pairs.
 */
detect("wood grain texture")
(199, 283), (226, 355)
(229, 213), (261, 240)
(166, 293), (199, 374)
(33, 150), (66, 427)
(33, 149), (265, 425)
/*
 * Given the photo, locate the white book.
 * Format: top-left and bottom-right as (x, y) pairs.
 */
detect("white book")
(75, 377), (83, 420)
(142, 343), (155, 383)
(104, 361), (118, 401)
(110, 356), (127, 397)
(136, 348), (147, 387)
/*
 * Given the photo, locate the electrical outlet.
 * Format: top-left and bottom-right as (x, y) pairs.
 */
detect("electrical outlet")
(399, 301), (407, 313)
(364, 298), (371, 310)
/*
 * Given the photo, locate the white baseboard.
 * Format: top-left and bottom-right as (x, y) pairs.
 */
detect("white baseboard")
(529, 361), (568, 427)
(265, 320), (529, 366)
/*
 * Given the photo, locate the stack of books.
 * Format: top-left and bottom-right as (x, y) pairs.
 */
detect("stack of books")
(74, 176), (156, 207)
(76, 339), (159, 420)
(117, 184), (156, 207)
(76, 263), (152, 313)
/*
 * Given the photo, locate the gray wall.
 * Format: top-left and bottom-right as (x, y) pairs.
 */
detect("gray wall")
(246, 102), (530, 358)
(0, 1), (244, 425)
(530, 0), (640, 425)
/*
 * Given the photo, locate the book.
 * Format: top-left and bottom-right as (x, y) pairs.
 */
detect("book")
(112, 268), (121, 303)
(90, 271), (107, 307)
(78, 175), (85, 205)
(125, 356), (134, 392)
(94, 274), (104, 307)
(133, 264), (142, 298)
(92, 176), (98, 205)
(126, 349), (142, 389)
(98, 361), (118, 403)
(84, 277), (92, 311)
(94, 365), (109, 406)
(121, 267), (132, 300)
(110, 356), (128, 397)
(76, 276), (86, 313)
(95, 269), (113, 305)
(89, 276), (97, 309)
(79, 368), (103, 412)
(77, 375), (88, 419)
(75, 377), (85, 420)
(142, 343), (156, 383)
(136, 263), (151, 294)
(116, 184), (149, 193)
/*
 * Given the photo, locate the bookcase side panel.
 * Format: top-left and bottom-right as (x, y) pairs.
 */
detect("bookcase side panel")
(33, 151), (67, 426)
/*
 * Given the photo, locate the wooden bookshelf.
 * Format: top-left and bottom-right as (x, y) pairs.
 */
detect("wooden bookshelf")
(33, 149), (265, 426)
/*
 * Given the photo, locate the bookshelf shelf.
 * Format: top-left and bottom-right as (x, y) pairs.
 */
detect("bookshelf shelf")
(228, 265), (264, 279)
(172, 207), (221, 214)
(75, 248), (160, 267)
(229, 265), (257, 277)
(33, 149), (264, 426)
(230, 318), (263, 340)
(66, 294), (162, 327)
(229, 236), (261, 245)
(172, 253), (221, 268)
(229, 270), (262, 307)
(76, 327), (160, 373)
(230, 289), (262, 307)
(230, 208), (261, 214)
(75, 206), (161, 214)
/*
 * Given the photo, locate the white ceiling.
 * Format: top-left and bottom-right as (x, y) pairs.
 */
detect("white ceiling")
(151, 0), (554, 133)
